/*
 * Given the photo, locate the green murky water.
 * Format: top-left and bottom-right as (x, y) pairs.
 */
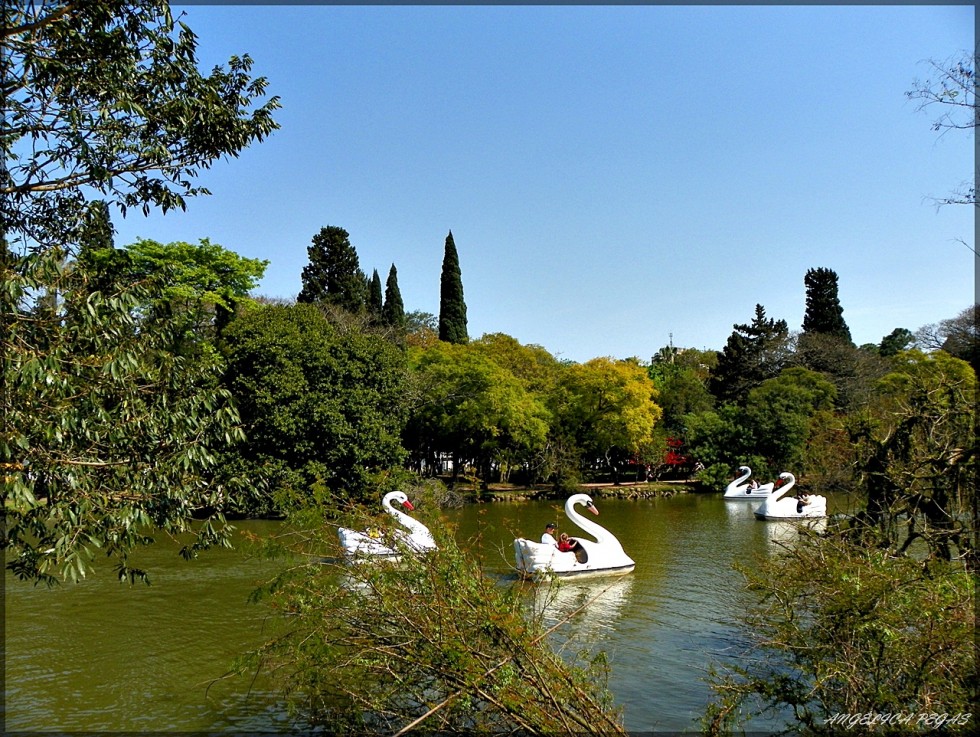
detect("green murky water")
(5, 493), (841, 731)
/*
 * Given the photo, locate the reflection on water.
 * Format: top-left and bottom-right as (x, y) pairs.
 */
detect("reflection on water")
(760, 516), (829, 549)
(529, 575), (634, 639)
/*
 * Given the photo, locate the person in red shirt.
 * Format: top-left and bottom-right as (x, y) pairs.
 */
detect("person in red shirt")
(557, 532), (580, 553)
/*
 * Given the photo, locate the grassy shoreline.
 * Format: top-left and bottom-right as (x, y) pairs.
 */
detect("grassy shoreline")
(448, 478), (702, 502)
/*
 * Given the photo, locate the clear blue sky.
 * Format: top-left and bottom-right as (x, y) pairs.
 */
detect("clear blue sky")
(111, 3), (976, 363)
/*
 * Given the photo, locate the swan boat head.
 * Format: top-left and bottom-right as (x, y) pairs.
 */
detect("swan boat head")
(514, 494), (635, 579)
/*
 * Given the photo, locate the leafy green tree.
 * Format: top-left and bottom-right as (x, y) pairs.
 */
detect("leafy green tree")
(3, 249), (244, 584)
(381, 264), (406, 329)
(850, 350), (976, 564)
(645, 347), (715, 477)
(2, 0), (280, 252)
(802, 267), (852, 343)
(551, 358), (662, 485)
(1, 0), (279, 584)
(298, 226), (367, 312)
(124, 237), (268, 334)
(221, 303), (408, 507)
(655, 371), (714, 433)
(648, 346), (715, 433)
(709, 304), (791, 404)
(468, 334), (562, 484)
(438, 230), (468, 344)
(743, 367), (837, 472)
(688, 368), (839, 486)
(368, 268), (383, 318)
(794, 331), (889, 411)
(405, 342), (549, 488)
(472, 333), (561, 395)
(683, 404), (765, 485)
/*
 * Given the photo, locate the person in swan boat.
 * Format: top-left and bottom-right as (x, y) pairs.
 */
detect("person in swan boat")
(796, 491), (811, 514)
(557, 532), (581, 553)
(541, 522), (558, 546)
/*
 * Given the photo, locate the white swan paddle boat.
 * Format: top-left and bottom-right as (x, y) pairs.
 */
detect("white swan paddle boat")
(753, 472), (827, 520)
(338, 491), (437, 560)
(514, 494), (635, 579)
(723, 465), (774, 500)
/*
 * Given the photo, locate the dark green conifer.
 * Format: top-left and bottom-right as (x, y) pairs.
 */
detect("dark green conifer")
(438, 231), (468, 344)
(369, 269), (383, 317)
(298, 225), (367, 312)
(802, 267), (852, 343)
(879, 328), (913, 357)
(74, 200), (130, 296)
(382, 264), (405, 328)
(710, 304), (790, 404)
(77, 200), (115, 254)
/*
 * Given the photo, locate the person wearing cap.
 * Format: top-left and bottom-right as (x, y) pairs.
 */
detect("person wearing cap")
(541, 522), (558, 546)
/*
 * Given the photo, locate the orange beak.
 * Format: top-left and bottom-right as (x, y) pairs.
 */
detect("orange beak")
(402, 500), (415, 511)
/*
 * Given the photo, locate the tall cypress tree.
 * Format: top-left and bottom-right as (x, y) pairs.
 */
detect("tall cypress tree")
(438, 230), (468, 344)
(368, 269), (383, 318)
(77, 200), (115, 254)
(298, 225), (367, 312)
(382, 264), (405, 328)
(802, 267), (852, 343)
(74, 200), (130, 296)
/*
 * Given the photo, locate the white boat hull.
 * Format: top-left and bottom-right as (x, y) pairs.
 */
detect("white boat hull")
(338, 491), (437, 561)
(749, 471), (827, 520)
(723, 483), (774, 500)
(754, 495), (827, 520)
(337, 528), (402, 560)
(723, 466), (774, 499)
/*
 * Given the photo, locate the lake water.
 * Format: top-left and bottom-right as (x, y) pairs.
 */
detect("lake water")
(4, 491), (844, 732)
